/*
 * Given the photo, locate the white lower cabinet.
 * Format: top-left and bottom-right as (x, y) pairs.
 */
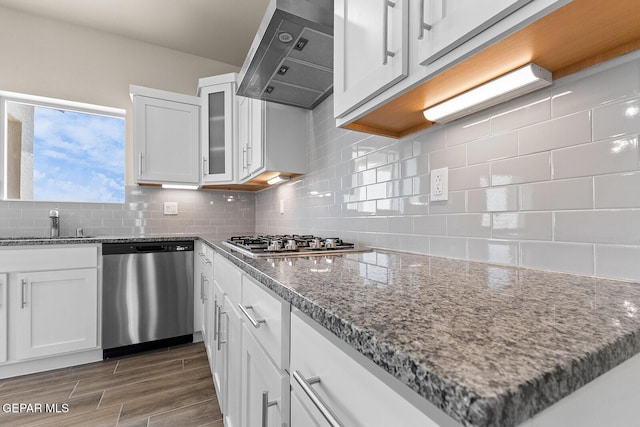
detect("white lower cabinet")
(241, 324), (288, 427)
(0, 245), (100, 376)
(0, 273), (7, 364)
(223, 293), (242, 427)
(211, 279), (226, 411)
(290, 310), (437, 427)
(13, 269), (98, 360)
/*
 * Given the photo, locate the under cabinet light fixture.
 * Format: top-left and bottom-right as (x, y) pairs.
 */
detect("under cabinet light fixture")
(161, 184), (199, 190)
(423, 63), (552, 124)
(267, 175), (290, 185)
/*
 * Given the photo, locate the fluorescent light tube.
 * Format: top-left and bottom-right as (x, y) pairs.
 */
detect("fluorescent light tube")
(267, 175), (290, 185)
(161, 184), (199, 190)
(423, 63), (552, 123)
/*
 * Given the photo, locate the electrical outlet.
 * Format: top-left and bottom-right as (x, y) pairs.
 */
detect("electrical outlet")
(279, 199), (285, 214)
(430, 167), (448, 201)
(163, 201), (178, 215)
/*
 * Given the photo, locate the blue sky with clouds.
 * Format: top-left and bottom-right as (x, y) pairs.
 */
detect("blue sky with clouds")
(33, 107), (125, 203)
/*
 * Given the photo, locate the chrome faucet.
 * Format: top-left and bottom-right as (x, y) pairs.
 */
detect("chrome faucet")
(49, 209), (60, 238)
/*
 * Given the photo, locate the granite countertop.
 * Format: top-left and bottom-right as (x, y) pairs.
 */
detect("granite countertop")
(203, 238), (640, 427)
(4, 235), (640, 426)
(0, 234), (200, 246)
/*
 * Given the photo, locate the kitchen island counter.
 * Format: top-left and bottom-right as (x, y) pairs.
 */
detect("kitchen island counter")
(204, 238), (640, 427)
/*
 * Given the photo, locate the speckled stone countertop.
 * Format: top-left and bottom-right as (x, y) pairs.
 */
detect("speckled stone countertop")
(203, 238), (640, 427)
(0, 234), (199, 246)
(3, 235), (640, 425)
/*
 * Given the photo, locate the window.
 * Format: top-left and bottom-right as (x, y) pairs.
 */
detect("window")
(2, 93), (125, 203)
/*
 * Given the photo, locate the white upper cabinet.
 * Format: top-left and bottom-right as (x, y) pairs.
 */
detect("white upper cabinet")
(199, 74), (237, 184)
(131, 86), (200, 186)
(237, 95), (264, 181)
(415, 0), (532, 65)
(236, 94), (309, 184)
(335, 0), (570, 126)
(333, 0), (409, 118)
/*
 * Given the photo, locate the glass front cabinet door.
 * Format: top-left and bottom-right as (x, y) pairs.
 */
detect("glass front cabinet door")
(199, 74), (236, 184)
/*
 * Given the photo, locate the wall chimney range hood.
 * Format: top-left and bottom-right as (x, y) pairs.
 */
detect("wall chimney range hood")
(237, 0), (333, 110)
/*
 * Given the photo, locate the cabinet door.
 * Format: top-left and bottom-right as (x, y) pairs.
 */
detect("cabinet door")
(212, 280), (226, 413)
(201, 83), (235, 183)
(241, 325), (288, 427)
(0, 274), (6, 364)
(223, 293), (242, 427)
(134, 96), (200, 185)
(237, 96), (265, 182)
(415, 0), (531, 65)
(334, 0), (408, 118)
(14, 269), (98, 360)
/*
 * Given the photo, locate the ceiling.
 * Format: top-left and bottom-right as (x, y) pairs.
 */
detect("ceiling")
(0, 0), (270, 67)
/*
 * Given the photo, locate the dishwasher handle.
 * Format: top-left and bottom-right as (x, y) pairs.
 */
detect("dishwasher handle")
(134, 245), (167, 252)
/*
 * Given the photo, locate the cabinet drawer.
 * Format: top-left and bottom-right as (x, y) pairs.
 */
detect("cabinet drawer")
(0, 246), (98, 272)
(240, 275), (288, 369)
(291, 311), (436, 427)
(214, 254), (241, 304)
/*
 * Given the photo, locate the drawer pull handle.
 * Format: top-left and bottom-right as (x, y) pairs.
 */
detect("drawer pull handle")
(213, 298), (218, 340)
(238, 304), (265, 328)
(261, 391), (277, 427)
(293, 370), (344, 427)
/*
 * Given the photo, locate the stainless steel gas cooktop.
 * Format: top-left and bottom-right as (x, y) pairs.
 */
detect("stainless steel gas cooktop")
(223, 235), (369, 258)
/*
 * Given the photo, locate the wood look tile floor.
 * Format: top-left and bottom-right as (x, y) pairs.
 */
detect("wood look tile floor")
(0, 342), (222, 427)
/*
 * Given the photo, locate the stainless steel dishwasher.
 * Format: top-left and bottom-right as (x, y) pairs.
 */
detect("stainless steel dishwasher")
(102, 241), (194, 358)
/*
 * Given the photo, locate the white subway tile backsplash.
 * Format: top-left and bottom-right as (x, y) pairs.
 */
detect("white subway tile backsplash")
(467, 131), (518, 165)
(492, 212), (552, 240)
(428, 191), (466, 214)
(447, 213), (492, 237)
(468, 238), (519, 266)
(595, 245), (640, 282)
(448, 164), (491, 191)
(552, 136), (639, 179)
(446, 117), (491, 146)
(430, 236), (467, 259)
(520, 178), (593, 211)
(520, 242), (594, 275)
(468, 187), (518, 212)
(490, 91), (551, 133)
(555, 210), (640, 245)
(429, 144), (466, 170)
(491, 153), (551, 185)
(518, 111), (592, 155)
(251, 54), (640, 281)
(593, 98), (640, 140)
(594, 171), (640, 208)
(551, 59), (640, 118)
(413, 215), (447, 236)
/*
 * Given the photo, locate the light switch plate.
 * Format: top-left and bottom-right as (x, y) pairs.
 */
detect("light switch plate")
(430, 167), (449, 201)
(163, 201), (178, 215)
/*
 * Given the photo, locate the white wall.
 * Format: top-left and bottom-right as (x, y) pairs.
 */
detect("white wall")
(0, 6), (238, 184)
(256, 52), (640, 282)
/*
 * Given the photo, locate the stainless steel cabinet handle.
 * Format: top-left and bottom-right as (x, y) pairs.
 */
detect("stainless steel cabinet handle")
(242, 147), (247, 170)
(214, 298), (218, 340)
(217, 309), (227, 351)
(238, 304), (265, 328)
(261, 391), (277, 427)
(419, 0), (433, 39)
(0, 278), (3, 308)
(382, 0), (397, 64)
(293, 371), (344, 427)
(20, 278), (27, 309)
(200, 274), (205, 302)
(138, 152), (143, 176)
(246, 145), (252, 167)
(203, 157), (207, 177)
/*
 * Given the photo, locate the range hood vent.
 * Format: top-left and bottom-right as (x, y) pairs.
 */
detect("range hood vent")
(237, 0), (333, 110)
